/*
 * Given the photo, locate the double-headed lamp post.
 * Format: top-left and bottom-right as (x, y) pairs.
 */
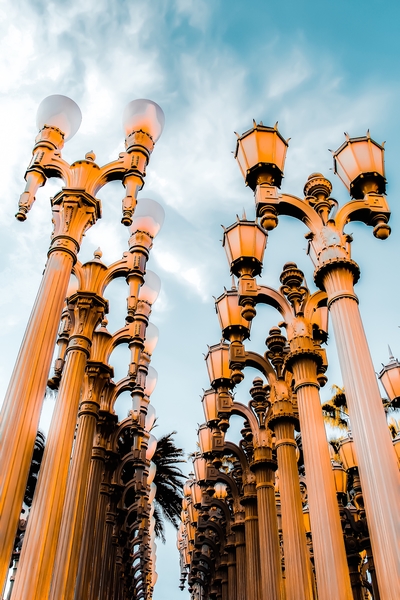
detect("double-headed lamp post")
(234, 124), (400, 598)
(0, 94), (165, 590)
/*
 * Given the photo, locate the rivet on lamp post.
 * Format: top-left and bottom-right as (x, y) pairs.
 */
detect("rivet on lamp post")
(235, 121), (400, 600)
(0, 95), (164, 591)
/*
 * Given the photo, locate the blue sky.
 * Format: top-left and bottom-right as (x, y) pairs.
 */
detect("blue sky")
(1, 1), (400, 597)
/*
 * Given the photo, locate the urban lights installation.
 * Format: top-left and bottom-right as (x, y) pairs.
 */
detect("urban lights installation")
(0, 95), (166, 600)
(179, 123), (400, 600)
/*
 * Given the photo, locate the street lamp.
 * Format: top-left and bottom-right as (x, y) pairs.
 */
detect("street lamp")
(234, 121), (400, 600)
(0, 94), (165, 596)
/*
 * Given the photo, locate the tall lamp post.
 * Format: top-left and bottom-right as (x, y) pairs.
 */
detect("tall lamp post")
(234, 124), (400, 599)
(0, 95), (165, 592)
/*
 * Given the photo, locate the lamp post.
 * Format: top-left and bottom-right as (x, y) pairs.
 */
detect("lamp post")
(0, 94), (165, 591)
(234, 123), (400, 599)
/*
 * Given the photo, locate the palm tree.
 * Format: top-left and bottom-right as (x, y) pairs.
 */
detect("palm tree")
(321, 384), (350, 431)
(151, 431), (185, 543)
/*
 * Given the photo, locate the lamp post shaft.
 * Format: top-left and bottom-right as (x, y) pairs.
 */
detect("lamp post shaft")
(323, 265), (400, 599)
(293, 358), (353, 600)
(274, 421), (315, 600)
(242, 486), (261, 600)
(232, 523), (246, 600)
(252, 449), (282, 600)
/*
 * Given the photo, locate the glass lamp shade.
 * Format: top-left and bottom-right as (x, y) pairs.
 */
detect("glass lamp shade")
(202, 389), (219, 424)
(338, 435), (358, 471)
(332, 133), (385, 199)
(205, 343), (232, 388)
(130, 198), (165, 238)
(149, 482), (157, 503)
(215, 288), (251, 340)
(139, 270), (161, 305)
(183, 480), (193, 498)
(193, 454), (207, 483)
(379, 355), (400, 407)
(148, 461), (157, 485)
(182, 498), (188, 512)
(123, 99), (165, 141)
(36, 95), (82, 141)
(187, 501), (199, 525)
(144, 366), (158, 396)
(144, 323), (159, 356)
(191, 481), (203, 508)
(303, 506), (311, 534)
(214, 482), (228, 500)
(235, 123), (288, 190)
(223, 220), (267, 278)
(198, 424), (213, 455)
(146, 434), (158, 461)
(331, 461), (348, 495)
(145, 403), (156, 432)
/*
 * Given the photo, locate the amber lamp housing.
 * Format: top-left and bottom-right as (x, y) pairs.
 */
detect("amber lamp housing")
(378, 353), (400, 408)
(235, 122), (288, 190)
(198, 424), (213, 455)
(193, 453), (207, 483)
(205, 342), (233, 389)
(331, 461), (348, 498)
(338, 434), (358, 471)
(222, 219), (267, 278)
(332, 132), (386, 199)
(201, 389), (219, 425)
(215, 288), (251, 341)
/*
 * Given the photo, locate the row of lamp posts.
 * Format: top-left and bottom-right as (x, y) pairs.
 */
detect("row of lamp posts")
(0, 95), (166, 599)
(178, 122), (400, 599)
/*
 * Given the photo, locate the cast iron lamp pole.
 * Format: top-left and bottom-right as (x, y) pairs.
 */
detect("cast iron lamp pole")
(0, 94), (164, 591)
(234, 124), (400, 599)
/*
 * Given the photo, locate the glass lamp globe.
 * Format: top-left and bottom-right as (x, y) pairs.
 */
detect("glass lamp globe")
(123, 99), (165, 141)
(143, 323), (159, 355)
(144, 366), (158, 396)
(139, 270), (161, 305)
(36, 94), (82, 141)
(130, 198), (165, 238)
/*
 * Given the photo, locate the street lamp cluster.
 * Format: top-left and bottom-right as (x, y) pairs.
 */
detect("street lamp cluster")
(0, 95), (166, 600)
(178, 123), (400, 600)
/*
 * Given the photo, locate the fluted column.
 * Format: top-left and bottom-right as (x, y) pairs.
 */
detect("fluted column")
(292, 355), (352, 600)
(49, 365), (112, 600)
(241, 483), (261, 600)
(226, 535), (237, 600)
(273, 418), (315, 600)
(232, 521), (246, 600)
(322, 264), (400, 599)
(0, 195), (99, 589)
(251, 447), (282, 600)
(12, 294), (105, 600)
(75, 416), (115, 600)
(98, 486), (120, 600)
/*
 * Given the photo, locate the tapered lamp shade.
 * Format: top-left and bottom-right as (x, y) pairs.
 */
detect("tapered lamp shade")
(190, 481), (203, 507)
(198, 424), (213, 455)
(331, 461), (348, 495)
(144, 366), (158, 396)
(235, 123), (288, 190)
(187, 500), (199, 525)
(303, 506), (311, 534)
(338, 435), (358, 471)
(123, 99), (165, 141)
(144, 323), (159, 356)
(36, 95), (82, 141)
(193, 454), (207, 483)
(223, 220), (267, 277)
(145, 403), (156, 432)
(379, 353), (400, 408)
(149, 482), (157, 503)
(139, 270), (161, 304)
(146, 435), (158, 461)
(202, 389), (219, 424)
(148, 461), (157, 485)
(183, 480), (193, 498)
(332, 132), (385, 198)
(214, 482), (228, 499)
(130, 198), (165, 238)
(205, 342), (233, 389)
(215, 288), (251, 340)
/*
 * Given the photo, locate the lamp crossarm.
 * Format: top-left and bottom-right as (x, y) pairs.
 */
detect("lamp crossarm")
(251, 284), (294, 323)
(334, 195), (390, 233)
(242, 350), (277, 384)
(231, 401), (270, 447)
(276, 192), (323, 234)
(223, 441), (250, 475)
(303, 289), (328, 321)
